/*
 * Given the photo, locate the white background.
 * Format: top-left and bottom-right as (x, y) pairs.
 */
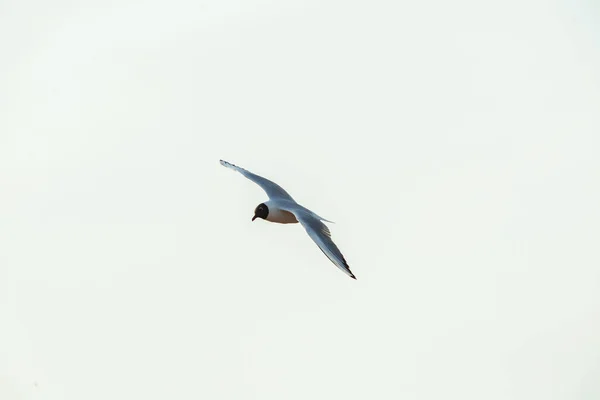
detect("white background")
(1, 0), (599, 398)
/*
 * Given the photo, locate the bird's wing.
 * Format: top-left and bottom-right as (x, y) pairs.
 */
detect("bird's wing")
(289, 208), (356, 280)
(220, 160), (295, 201)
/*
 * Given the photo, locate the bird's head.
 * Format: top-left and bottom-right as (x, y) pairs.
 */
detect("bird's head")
(252, 203), (269, 221)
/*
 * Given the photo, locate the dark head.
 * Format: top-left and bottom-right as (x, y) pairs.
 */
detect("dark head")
(252, 203), (269, 221)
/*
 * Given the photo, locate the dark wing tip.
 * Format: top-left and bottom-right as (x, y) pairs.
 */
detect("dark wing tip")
(342, 257), (356, 279)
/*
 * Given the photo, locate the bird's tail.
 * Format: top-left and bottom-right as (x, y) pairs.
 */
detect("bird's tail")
(312, 212), (334, 224)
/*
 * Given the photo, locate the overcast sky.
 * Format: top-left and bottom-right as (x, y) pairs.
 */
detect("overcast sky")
(1, 0), (599, 399)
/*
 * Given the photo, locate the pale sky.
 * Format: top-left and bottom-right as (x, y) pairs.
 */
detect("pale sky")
(1, 0), (600, 399)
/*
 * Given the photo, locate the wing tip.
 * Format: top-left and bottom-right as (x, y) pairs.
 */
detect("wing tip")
(346, 263), (357, 280)
(220, 159), (240, 171)
(341, 256), (356, 279)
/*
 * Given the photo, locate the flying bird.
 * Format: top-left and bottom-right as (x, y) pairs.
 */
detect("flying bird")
(220, 160), (356, 280)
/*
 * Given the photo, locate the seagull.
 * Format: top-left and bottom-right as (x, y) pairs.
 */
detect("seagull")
(220, 160), (356, 280)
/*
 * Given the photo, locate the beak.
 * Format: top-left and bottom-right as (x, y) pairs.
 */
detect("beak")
(252, 215), (257, 221)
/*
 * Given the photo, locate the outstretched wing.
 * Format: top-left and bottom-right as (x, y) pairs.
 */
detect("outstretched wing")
(292, 209), (356, 280)
(220, 160), (295, 201)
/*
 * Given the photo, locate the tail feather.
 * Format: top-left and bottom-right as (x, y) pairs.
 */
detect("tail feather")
(315, 214), (334, 224)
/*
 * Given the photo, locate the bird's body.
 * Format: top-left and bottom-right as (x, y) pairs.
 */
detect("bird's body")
(259, 200), (297, 224)
(220, 160), (356, 280)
